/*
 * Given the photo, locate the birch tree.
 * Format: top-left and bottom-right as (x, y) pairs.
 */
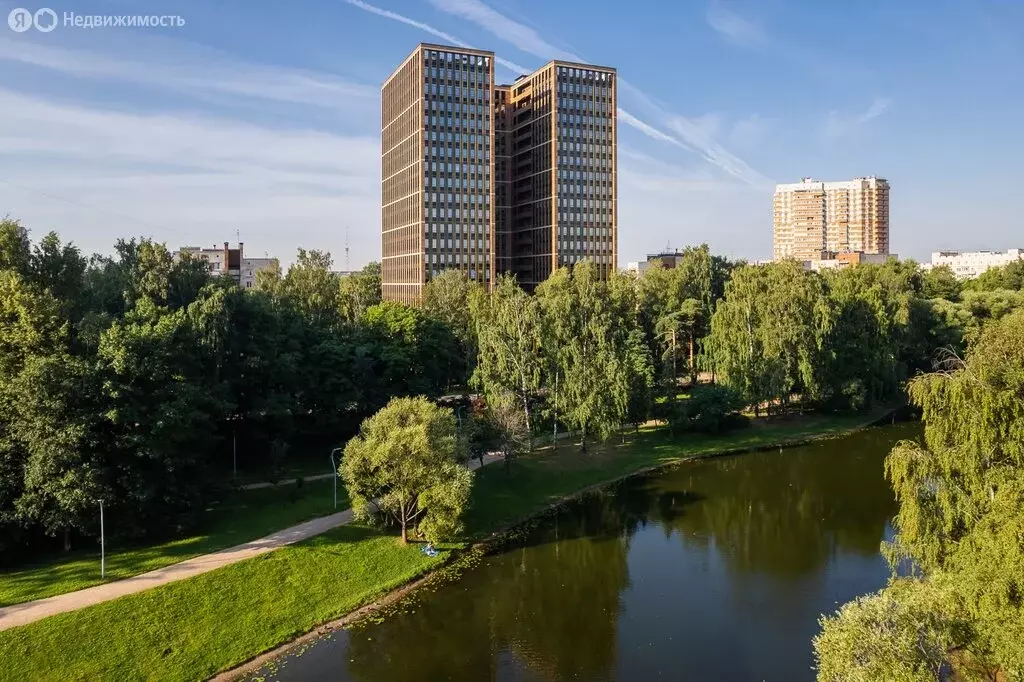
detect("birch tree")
(470, 275), (542, 449)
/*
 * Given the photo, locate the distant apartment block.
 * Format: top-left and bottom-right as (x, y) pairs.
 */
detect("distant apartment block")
(926, 248), (1023, 280)
(806, 251), (894, 272)
(174, 242), (278, 289)
(773, 177), (890, 261)
(380, 43), (617, 302)
(625, 250), (686, 275)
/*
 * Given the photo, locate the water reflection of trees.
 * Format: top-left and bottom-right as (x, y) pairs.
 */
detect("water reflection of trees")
(341, 424), (912, 681)
(343, 498), (631, 682)
(638, 426), (904, 578)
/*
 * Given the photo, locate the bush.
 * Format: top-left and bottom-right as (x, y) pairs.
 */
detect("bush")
(666, 385), (745, 434)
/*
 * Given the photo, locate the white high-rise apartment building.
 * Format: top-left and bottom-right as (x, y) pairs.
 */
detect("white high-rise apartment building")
(773, 177), (890, 261)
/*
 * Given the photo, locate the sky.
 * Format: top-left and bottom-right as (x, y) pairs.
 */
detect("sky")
(0, 0), (1021, 269)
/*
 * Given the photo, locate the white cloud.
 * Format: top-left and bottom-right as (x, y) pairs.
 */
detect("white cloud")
(0, 36), (375, 113)
(706, 1), (766, 48)
(427, 0), (583, 62)
(729, 114), (769, 149)
(0, 86), (379, 265)
(824, 97), (892, 139)
(394, 0), (771, 187)
(346, 0), (468, 49)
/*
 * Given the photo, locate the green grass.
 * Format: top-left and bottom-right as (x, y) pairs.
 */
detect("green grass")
(0, 408), (895, 681)
(0, 525), (444, 682)
(0, 478), (348, 607)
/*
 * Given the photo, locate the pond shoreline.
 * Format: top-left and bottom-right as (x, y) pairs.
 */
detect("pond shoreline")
(213, 405), (906, 682)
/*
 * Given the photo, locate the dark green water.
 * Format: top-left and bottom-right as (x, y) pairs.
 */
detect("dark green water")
(251, 422), (918, 682)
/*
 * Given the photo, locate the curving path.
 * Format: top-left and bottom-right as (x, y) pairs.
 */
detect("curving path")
(0, 453), (502, 632)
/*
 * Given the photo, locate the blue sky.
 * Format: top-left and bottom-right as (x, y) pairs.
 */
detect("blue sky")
(0, 0), (1021, 268)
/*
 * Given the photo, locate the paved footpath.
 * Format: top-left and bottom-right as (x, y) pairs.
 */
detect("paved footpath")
(0, 454), (502, 632)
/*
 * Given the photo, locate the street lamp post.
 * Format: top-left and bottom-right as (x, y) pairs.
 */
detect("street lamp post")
(329, 447), (343, 509)
(99, 499), (106, 579)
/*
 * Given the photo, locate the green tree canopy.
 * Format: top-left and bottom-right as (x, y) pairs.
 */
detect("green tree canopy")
(704, 261), (828, 413)
(338, 261), (381, 323)
(340, 396), (472, 543)
(535, 262), (629, 450)
(470, 274), (543, 448)
(816, 308), (1024, 679)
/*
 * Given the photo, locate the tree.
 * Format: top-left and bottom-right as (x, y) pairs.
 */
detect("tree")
(29, 232), (87, 317)
(422, 269), (480, 387)
(338, 261), (381, 323)
(818, 261), (924, 410)
(9, 353), (108, 549)
(340, 397), (471, 543)
(471, 275), (543, 449)
(815, 580), (967, 682)
(363, 301), (462, 398)
(277, 249), (340, 328)
(95, 297), (230, 536)
(671, 384), (744, 434)
(622, 327), (655, 431)
(816, 309), (1024, 679)
(704, 261), (828, 414)
(463, 410), (500, 470)
(536, 263), (629, 451)
(0, 217), (32, 276)
(963, 259), (1024, 292)
(487, 399), (530, 472)
(920, 264), (961, 301)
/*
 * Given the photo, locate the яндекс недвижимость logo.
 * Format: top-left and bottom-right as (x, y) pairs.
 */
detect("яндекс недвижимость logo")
(8, 7), (57, 32)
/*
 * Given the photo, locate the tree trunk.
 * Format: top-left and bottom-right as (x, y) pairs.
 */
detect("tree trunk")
(580, 424), (588, 453)
(522, 392), (533, 452)
(671, 330), (677, 383)
(689, 333), (696, 385)
(63, 528), (71, 552)
(552, 372), (558, 451)
(401, 520), (408, 544)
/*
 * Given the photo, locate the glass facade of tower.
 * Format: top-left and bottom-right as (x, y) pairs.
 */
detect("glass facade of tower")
(554, 65), (616, 277)
(381, 44), (616, 302)
(421, 47), (493, 284)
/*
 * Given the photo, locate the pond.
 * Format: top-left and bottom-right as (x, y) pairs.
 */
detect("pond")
(249, 422), (919, 682)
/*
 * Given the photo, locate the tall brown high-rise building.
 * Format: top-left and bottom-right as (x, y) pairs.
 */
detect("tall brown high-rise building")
(381, 44), (617, 301)
(772, 177), (890, 261)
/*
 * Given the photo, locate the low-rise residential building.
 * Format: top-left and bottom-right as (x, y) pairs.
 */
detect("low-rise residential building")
(173, 242), (278, 289)
(925, 249), (1023, 280)
(625, 251), (686, 275)
(807, 251), (894, 272)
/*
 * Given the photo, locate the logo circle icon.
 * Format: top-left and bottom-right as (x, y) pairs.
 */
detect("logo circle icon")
(7, 7), (32, 32)
(33, 8), (57, 32)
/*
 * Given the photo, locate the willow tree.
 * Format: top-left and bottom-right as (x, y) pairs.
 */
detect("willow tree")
(470, 275), (542, 450)
(341, 396), (471, 543)
(815, 309), (1024, 679)
(536, 262), (629, 451)
(704, 261), (828, 414)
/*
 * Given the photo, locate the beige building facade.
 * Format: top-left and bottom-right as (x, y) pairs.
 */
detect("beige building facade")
(773, 177), (890, 261)
(173, 242), (277, 289)
(381, 44), (617, 301)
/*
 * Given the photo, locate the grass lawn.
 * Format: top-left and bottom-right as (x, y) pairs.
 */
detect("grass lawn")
(0, 525), (444, 682)
(0, 407), (895, 681)
(0, 478), (347, 607)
